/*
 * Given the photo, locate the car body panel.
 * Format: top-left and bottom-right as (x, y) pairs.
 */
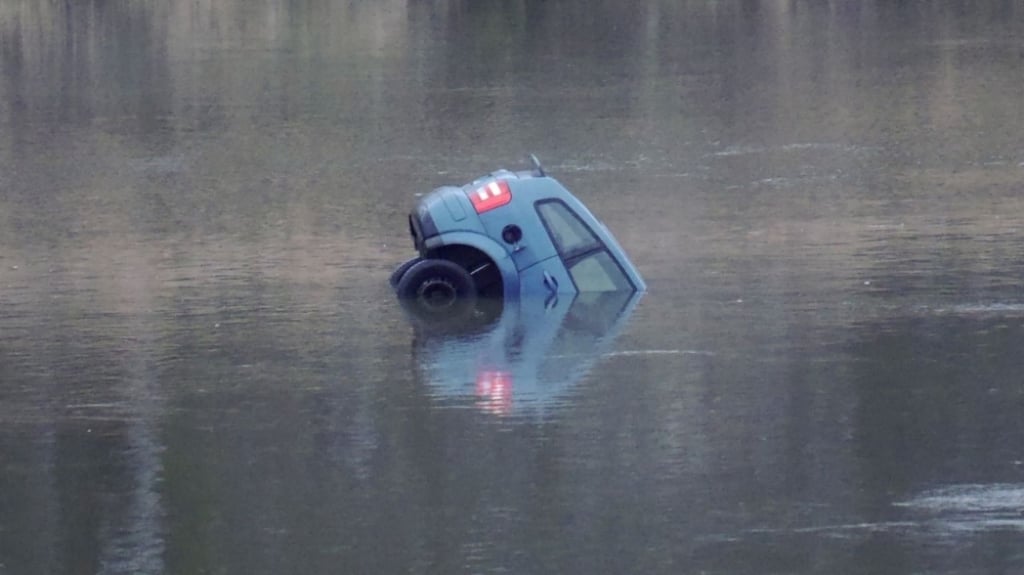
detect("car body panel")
(413, 186), (482, 247)
(476, 178), (560, 271)
(518, 254), (574, 296)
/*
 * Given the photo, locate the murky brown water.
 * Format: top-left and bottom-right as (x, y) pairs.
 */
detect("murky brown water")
(3, 1), (1024, 573)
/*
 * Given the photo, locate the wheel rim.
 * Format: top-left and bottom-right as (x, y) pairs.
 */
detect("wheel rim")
(417, 277), (457, 309)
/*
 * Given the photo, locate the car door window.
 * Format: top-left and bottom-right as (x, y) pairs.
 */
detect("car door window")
(567, 250), (633, 292)
(535, 201), (633, 292)
(536, 201), (600, 259)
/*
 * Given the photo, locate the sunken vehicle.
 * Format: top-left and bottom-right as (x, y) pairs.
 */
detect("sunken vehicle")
(391, 157), (645, 311)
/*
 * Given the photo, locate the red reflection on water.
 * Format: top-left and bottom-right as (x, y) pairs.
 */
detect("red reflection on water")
(475, 370), (512, 415)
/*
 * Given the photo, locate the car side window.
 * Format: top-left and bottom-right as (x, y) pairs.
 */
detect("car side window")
(567, 250), (633, 292)
(536, 201), (601, 258)
(535, 201), (633, 292)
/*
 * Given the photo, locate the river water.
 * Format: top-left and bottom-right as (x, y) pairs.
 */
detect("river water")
(2, 1), (1024, 573)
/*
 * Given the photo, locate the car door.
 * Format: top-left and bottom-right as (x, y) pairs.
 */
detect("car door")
(521, 199), (637, 295)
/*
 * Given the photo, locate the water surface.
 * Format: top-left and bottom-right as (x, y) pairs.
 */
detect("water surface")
(3, 1), (1024, 573)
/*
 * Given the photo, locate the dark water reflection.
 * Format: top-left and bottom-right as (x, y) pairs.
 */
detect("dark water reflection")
(3, 1), (1024, 573)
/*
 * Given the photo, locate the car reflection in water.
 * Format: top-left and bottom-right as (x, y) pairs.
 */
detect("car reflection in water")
(404, 290), (642, 417)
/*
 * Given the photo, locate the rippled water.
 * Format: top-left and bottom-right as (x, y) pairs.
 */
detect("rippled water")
(3, 1), (1024, 573)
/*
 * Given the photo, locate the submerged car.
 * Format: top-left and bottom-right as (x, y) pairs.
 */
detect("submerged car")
(391, 156), (645, 311)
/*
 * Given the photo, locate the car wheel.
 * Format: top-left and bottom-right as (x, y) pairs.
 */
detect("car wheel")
(395, 259), (477, 313)
(389, 256), (424, 289)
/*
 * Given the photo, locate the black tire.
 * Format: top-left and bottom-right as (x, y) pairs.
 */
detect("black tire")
(395, 259), (477, 313)
(389, 256), (423, 289)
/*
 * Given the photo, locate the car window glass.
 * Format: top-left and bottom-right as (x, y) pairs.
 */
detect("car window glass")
(536, 201), (601, 257)
(568, 250), (632, 292)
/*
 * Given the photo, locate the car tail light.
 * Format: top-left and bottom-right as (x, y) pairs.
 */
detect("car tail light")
(468, 180), (512, 214)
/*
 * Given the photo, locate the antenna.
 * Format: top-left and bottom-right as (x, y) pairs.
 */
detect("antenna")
(529, 153), (546, 177)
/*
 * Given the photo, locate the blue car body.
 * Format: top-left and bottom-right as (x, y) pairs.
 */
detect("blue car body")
(403, 162), (645, 301)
